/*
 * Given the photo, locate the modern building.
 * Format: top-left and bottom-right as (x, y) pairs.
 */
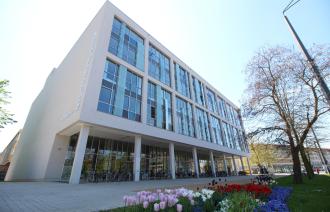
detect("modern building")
(249, 144), (330, 173)
(5, 1), (250, 184)
(0, 130), (21, 180)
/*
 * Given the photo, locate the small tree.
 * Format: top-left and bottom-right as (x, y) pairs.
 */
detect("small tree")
(243, 45), (330, 184)
(249, 139), (276, 169)
(0, 80), (16, 128)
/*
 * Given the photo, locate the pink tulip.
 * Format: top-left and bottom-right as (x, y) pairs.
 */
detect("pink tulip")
(159, 201), (166, 210)
(154, 203), (160, 212)
(148, 195), (154, 203)
(143, 201), (149, 209)
(176, 204), (182, 212)
(123, 195), (128, 205)
(176, 204), (183, 212)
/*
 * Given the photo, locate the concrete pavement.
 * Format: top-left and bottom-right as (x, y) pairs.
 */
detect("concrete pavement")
(0, 175), (254, 212)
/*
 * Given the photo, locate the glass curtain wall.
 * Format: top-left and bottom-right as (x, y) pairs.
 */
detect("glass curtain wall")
(147, 82), (173, 131)
(175, 64), (191, 98)
(222, 121), (232, 149)
(175, 150), (195, 178)
(217, 97), (227, 118)
(192, 76), (205, 106)
(206, 88), (217, 113)
(140, 145), (169, 180)
(108, 18), (145, 71)
(214, 156), (227, 177)
(60, 135), (78, 182)
(61, 135), (135, 183)
(148, 45), (171, 86)
(198, 154), (212, 177)
(97, 60), (119, 115)
(97, 60), (142, 122)
(210, 115), (225, 146)
(195, 107), (211, 142)
(175, 97), (195, 137)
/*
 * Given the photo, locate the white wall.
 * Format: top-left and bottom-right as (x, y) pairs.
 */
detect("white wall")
(5, 3), (107, 181)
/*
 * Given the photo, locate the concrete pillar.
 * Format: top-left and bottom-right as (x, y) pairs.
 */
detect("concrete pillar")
(240, 156), (244, 171)
(193, 147), (199, 178)
(69, 125), (90, 184)
(210, 151), (216, 177)
(169, 143), (176, 179)
(223, 154), (228, 176)
(247, 157), (252, 176)
(232, 155), (238, 176)
(134, 135), (142, 182)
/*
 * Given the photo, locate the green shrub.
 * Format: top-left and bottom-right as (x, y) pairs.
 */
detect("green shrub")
(216, 191), (258, 212)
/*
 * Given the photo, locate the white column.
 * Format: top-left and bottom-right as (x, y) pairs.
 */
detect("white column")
(240, 156), (244, 172)
(193, 147), (199, 178)
(210, 151), (216, 177)
(69, 125), (90, 184)
(232, 155), (238, 176)
(169, 142), (176, 179)
(247, 157), (252, 176)
(223, 154), (228, 176)
(134, 135), (142, 182)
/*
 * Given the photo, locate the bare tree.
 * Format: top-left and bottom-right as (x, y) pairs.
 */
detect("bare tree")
(242, 45), (330, 184)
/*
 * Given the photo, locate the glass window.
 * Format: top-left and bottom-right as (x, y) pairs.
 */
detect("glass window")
(195, 107), (211, 142)
(124, 71), (142, 121)
(108, 18), (145, 71)
(175, 64), (191, 98)
(148, 45), (171, 86)
(97, 60), (118, 114)
(175, 97), (195, 137)
(147, 82), (173, 131)
(217, 97), (226, 118)
(221, 121), (230, 148)
(192, 76), (205, 106)
(210, 115), (224, 146)
(206, 88), (217, 113)
(97, 60), (142, 122)
(147, 82), (157, 126)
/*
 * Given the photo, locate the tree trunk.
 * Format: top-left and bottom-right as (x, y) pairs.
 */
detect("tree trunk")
(299, 144), (315, 179)
(291, 146), (303, 184)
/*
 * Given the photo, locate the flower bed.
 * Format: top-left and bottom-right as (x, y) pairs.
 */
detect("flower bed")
(257, 187), (292, 212)
(108, 180), (292, 212)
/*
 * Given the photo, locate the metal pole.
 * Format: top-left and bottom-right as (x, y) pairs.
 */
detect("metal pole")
(283, 15), (330, 107)
(311, 127), (329, 173)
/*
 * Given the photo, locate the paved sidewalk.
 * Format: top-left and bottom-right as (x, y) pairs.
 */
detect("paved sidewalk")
(0, 175), (254, 212)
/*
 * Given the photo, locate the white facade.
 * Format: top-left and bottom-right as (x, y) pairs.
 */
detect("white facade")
(5, 1), (250, 183)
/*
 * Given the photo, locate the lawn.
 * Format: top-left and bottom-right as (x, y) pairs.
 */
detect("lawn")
(276, 174), (330, 212)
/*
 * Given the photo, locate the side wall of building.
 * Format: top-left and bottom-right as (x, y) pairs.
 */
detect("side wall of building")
(5, 4), (107, 181)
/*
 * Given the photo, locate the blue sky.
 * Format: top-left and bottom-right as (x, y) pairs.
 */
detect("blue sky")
(0, 0), (329, 151)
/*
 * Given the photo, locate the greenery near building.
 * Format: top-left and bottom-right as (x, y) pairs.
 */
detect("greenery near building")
(276, 175), (330, 212)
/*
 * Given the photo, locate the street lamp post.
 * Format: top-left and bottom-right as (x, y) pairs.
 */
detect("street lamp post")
(283, 0), (330, 107)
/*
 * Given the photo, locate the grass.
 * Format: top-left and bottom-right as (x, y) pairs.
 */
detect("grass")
(276, 174), (330, 212)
